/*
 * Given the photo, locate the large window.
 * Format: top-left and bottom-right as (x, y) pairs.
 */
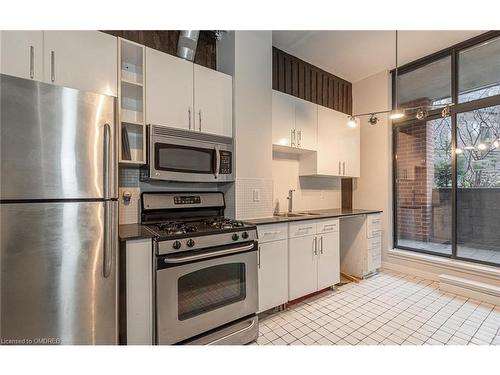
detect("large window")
(393, 32), (500, 267)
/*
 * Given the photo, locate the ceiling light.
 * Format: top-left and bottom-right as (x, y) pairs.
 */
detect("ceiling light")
(347, 116), (357, 128)
(368, 114), (379, 125)
(455, 148), (463, 154)
(478, 143), (487, 150)
(390, 109), (405, 120)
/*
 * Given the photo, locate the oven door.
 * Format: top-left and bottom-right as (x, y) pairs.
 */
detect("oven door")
(155, 242), (258, 344)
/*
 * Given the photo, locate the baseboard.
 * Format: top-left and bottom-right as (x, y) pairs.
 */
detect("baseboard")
(386, 248), (500, 283)
(382, 260), (439, 281)
(439, 274), (500, 305)
(383, 250), (500, 305)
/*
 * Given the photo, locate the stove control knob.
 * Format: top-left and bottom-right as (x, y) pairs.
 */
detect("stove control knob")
(232, 233), (240, 241)
(241, 231), (249, 239)
(172, 241), (181, 250)
(186, 239), (195, 248)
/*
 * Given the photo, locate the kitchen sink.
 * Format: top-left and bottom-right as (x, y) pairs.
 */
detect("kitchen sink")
(274, 212), (322, 218)
(274, 212), (306, 218)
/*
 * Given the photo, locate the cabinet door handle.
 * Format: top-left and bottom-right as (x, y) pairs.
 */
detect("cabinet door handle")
(188, 107), (192, 130)
(50, 50), (55, 82)
(343, 161), (345, 175)
(257, 246), (261, 269)
(298, 130), (302, 148)
(198, 110), (202, 132)
(29, 46), (34, 79)
(313, 236), (318, 255)
(291, 129), (296, 147)
(338, 162), (341, 175)
(320, 236), (324, 254)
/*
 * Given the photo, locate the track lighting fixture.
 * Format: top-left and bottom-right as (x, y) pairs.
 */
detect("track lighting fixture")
(347, 116), (357, 128)
(368, 114), (378, 125)
(441, 105), (450, 117)
(416, 108), (428, 120)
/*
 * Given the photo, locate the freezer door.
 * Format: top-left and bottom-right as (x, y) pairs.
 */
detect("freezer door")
(0, 201), (118, 344)
(0, 74), (116, 200)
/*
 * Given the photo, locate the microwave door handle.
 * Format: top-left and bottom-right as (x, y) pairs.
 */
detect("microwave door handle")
(214, 146), (220, 179)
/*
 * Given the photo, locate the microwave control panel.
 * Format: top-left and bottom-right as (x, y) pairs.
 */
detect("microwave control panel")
(219, 151), (232, 175)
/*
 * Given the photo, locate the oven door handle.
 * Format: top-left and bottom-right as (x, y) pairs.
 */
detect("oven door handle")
(206, 318), (257, 345)
(162, 243), (255, 264)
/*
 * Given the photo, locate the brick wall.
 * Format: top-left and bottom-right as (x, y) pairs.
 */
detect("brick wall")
(396, 122), (434, 241)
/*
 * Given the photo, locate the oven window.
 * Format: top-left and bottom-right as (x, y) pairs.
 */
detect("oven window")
(177, 263), (246, 321)
(155, 143), (214, 174)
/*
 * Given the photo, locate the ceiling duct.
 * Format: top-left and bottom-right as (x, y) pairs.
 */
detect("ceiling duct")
(177, 30), (200, 61)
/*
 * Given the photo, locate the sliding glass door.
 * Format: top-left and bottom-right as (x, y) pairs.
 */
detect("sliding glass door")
(393, 32), (500, 267)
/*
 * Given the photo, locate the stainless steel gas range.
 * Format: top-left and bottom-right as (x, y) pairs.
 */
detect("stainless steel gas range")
(140, 191), (259, 345)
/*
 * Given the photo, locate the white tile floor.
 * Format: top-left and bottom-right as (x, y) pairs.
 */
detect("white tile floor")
(256, 270), (500, 345)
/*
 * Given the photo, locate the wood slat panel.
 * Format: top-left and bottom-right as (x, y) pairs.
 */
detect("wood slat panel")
(272, 47), (352, 115)
(341, 178), (353, 210)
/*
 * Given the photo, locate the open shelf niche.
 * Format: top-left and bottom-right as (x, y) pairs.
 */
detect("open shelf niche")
(118, 38), (146, 165)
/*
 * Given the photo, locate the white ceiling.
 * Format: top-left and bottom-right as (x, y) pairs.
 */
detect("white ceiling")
(272, 30), (485, 83)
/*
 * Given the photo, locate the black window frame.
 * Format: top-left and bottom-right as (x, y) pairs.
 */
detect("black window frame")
(392, 30), (500, 268)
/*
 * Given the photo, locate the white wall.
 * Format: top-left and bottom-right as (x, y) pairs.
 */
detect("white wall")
(272, 151), (341, 213)
(352, 70), (393, 259)
(218, 31), (274, 219)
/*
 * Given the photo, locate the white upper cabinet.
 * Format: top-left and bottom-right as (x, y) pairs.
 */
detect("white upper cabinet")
(146, 49), (232, 137)
(43, 31), (117, 96)
(145, 47), (193, 130)
(1, 31), (44, 81)
(272, 90), (296, 147)
(294, 97), (317, 150)
(317, 106), (345, 175)
(300, 106), (360, 177)
(272, 90), (318, 151)
(194, 64), (232, 137)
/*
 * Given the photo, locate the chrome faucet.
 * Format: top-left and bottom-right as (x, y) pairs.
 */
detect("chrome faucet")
(287, 189), (296, 213)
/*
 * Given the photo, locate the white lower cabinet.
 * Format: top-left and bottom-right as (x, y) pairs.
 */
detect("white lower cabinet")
(257, 223), (288, 312)
(317, 230), (340, 290)
(340, 214), (382, 278)
(288, 234), (318, 300)
(288, 219), (340, 301)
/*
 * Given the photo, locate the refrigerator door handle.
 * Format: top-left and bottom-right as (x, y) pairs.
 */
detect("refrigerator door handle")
(103, 123), (111, 199)
(103, 200), (113, 278)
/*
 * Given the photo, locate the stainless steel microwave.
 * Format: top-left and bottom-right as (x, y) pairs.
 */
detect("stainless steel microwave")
(142, 125), (234, 183)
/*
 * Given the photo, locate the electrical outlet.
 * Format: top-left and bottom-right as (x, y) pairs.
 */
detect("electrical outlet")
(253, 189), (261, 202)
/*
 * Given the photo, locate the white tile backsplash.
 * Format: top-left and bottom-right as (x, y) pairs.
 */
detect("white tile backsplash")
(235, 178), (273, 219)
(272, 151), (341, 212)
(119, 187), (141, 224)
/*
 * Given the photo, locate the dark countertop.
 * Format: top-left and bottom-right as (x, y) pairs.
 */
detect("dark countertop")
(119, 224), (155, 241)
(243, 208), (382, 225)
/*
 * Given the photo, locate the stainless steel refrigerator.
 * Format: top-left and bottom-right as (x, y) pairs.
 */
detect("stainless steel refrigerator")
(0, 74), (118, 344)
